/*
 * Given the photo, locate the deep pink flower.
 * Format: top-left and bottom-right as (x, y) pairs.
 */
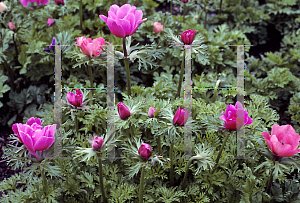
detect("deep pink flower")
(92, 136), (104, 151)
(173, 107), (191, 126)
(19, 0), (50, 8)
(47, 18), (55, 27)
(151, 22), (163, 34)
(75, 36), (106, 58)
(138, 143), (152, 160)
(54, 0), (64, 5)
(219, 101), (253, 130)
(99, 4), (147, 38)
(0, 2), (7, 12)
(12, 117), (56, 159)
(181, 29), (196, 45)
(8, 22), (16, 30)
(182, 0), (189, 2)
(67, 89), (83, 107)
(148, 106), (157, 117)
(117, 102), (131, 119)
(262, 124), (300, 157)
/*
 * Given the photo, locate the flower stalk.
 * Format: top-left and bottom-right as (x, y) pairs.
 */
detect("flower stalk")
(170, 142), (174, 186)
(12, 33), (19, 58)
(219, 0), (223, 15)
(97, 153), (107, 203)
(182, 4), (186, 23)
(158, 135), (162, 155)
(139, 166), (146, 203)
(211, 132), (230, 173)
(123, 37), (131, 96)
(266, 165), (274, 195)
(75, 106), (79, 135)
(80, 0), (83, 31)
(181, 157), (196, 189)
(88, 60), (94, 105)
(176, 49), (185, 98)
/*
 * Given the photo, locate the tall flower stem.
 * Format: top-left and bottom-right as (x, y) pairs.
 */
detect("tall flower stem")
(123, 37), (131, 96)
(181, 157), (196, 189)
(1, 56), (15, 91)
(176, 49), (185, 98)
(204, 9), (208, 29)
(266, 165), (274, 195)
(12, 33), (19, 58)
(182, 4), (186, 23)
(88, 60), (94, 105)
(75, 106), (79, 135)
(97, 153), (107, 203)
(139, 166), (146, 203)
(219, 0), (223, 15)
(211, 132), (230, 174)
(169, 142), (174, 186)
(40, 167), (47, 196)
(170, 0), (172, 14)
(158, 135), (162, 155)
(79, 0), (83, 31)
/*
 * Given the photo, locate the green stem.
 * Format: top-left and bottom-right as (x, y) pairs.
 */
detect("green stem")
(123, 38), (131, 96)
(41, 168), (47, 196)
(97, 153), (107, 203)
(139, 166), (146, 203)
(176, 49), (185, 98)
(266, 166), (274, 195)
(88, 61), (94, 105)
(198, 8), (204, 22)
(181, 157), (195, 189)
(182, 4), (186, 23)
(170, 0), (172, 14)
(75, 106), (78, 135)
(211, 132), (230, 174)
(1, 56), (15, 91)
(170, 142), (174, 186)
(212, 80), (221, 103)
(80, 0), (83, 32)
(204, 9), (208, 29)
(12, 33), (19, 58)
(158, 135), (162, 155)
(219, 0), (223, 15)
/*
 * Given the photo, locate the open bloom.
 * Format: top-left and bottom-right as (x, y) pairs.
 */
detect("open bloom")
(181, 29), (196, 45)
(99, 4), (147, 38)
(219, 101), (253, 130)
(75, 36), (105, 58)
(117, 102), (131, 119)
(148, 106), (157, 117)
(19, 0), (50, 8)
(67, 89), (83, 107)
(138, 143), (152, 160)
(92, 136), (104, 151)
(151, 22), (163, 34)
(12, 117), (56, 159)
(54, 0), (64, 5)
(173, 107), (191, 126)
(47, 18), (55, 27)
(43, 37), (60, 53)
(262, 124), (300, 157)
(0, 2), (7, 12)
(8, 22), (16, 30)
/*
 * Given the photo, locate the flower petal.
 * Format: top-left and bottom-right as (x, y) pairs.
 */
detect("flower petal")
(116, 4), (131, 19)
(107, 18), (125, 38)
(19, 131), (35, 152)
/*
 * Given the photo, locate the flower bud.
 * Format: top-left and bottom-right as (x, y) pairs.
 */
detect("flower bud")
(47, 18), (55, 27)
(92, 136), (104, 151)
(117, 102), (131, 119)
(54, 0), (65, 5)
(67, 89), (83, 107)
(148, 106), (157, 118)
(181, 29), (196, 45)
(151, 22), (163, 34)
(138, 143), (152, 160)
(0, 2), (7, 12)
(182, 0), (189, 2)
(173, 107), (191, 126)
(8, 22), (16, 30)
